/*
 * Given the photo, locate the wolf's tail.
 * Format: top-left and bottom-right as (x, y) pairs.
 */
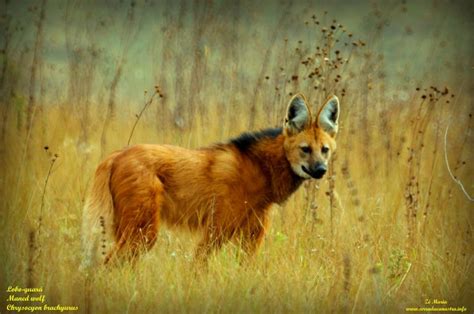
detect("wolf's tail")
(80, 151), (121, 270)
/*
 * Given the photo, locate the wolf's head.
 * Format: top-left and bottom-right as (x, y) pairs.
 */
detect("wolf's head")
(282, 94), (340, 180)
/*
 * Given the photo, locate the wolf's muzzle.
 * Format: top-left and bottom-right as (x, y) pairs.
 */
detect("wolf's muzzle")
(303, 163), (327, 179)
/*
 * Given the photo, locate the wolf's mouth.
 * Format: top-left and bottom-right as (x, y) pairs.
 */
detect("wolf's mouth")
(301, 165), (313, 178)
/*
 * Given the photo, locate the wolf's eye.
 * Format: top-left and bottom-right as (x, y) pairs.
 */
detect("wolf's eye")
(321, 146), (329, 154)
(300, 146), (312, 154)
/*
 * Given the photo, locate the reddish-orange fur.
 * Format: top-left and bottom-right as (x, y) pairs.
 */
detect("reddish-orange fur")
(81, 94), (340, 267)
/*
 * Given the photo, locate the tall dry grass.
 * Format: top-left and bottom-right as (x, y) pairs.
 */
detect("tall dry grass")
(0, 1), (473, 313)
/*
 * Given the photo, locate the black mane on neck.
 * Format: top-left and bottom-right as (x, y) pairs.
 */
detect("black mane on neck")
(230, 127), (283, 152)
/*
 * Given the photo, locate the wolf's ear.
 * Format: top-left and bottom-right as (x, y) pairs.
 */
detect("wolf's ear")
(316, 95), (339, 137)
(283, 94), (312, 135)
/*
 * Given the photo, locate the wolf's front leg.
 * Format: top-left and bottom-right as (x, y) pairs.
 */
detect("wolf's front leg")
(194, 227), (227, 266)
(239, 211), (270, 261)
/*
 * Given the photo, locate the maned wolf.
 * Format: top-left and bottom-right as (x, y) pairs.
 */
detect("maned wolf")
(81, 94), (340, 268)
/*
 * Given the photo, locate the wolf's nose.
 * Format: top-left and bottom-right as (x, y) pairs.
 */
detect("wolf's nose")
(311, 164), (327, 179)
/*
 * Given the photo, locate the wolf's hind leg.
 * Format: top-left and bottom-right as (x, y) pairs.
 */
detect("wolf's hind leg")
(107, 173), (164, 264)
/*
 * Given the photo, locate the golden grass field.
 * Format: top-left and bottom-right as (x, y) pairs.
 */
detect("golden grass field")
(0, 1), (473, 313)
